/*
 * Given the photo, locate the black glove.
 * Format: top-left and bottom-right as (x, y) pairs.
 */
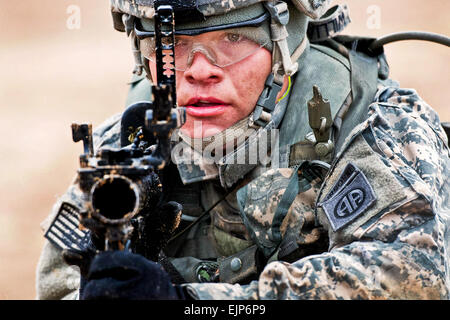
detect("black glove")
(81, 250), (185, 300)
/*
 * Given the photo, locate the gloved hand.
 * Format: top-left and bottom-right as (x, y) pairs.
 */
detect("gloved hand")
(80, 250), (185, 300)
(62, 230), (103, 279)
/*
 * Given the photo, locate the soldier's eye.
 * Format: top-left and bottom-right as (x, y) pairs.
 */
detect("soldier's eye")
(226, 33), (243, 43)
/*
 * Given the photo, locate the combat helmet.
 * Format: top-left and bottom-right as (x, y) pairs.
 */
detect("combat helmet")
(110, 0), (332, 75)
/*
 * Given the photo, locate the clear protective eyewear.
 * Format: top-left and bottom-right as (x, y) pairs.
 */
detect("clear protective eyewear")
(134, 12), (270, 71)
(140, 33), (268, 71)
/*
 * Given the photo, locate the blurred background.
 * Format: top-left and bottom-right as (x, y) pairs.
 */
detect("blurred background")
(0, 0), (448, 299)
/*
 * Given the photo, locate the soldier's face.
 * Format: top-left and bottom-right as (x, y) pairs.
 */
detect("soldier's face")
(148, 31), (273, 138)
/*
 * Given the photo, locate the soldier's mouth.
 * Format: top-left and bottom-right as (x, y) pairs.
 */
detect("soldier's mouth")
(184, 97), (230, 117)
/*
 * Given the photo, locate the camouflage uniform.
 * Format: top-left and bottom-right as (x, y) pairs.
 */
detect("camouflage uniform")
(36, 0), (450, 300)
(184, 84), (450, 299)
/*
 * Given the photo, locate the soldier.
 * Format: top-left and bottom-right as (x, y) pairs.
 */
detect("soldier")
(36, 0), (450, 300)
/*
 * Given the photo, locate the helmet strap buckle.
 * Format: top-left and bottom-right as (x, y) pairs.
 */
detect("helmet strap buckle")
(251, 73), (283, 127)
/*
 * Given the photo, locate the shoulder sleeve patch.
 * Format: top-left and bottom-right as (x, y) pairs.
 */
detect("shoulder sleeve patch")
(44, 202), (90, 252)
(316, 134), (415, 248)
(318, 162), (376, 231)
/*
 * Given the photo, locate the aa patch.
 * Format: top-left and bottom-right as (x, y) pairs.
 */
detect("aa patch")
(319, 162), (376, 231)
(44, 202), (90, 252)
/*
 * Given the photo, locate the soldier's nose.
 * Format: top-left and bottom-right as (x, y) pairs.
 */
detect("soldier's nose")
(183, 53), (223, 84)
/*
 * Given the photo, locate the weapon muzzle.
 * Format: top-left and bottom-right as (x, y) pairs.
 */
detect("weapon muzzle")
(91, 175), (141, 223)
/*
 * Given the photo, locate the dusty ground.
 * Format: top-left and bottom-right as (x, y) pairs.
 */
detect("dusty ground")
(0, 0), (448, 300)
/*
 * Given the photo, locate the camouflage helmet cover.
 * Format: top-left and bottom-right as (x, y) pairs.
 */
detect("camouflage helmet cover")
(110, 0), (332, 31)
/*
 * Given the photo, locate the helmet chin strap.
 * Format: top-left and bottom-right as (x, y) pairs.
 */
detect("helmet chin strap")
(131, 31), (145, 76)
(265, 1), (299, 78)
(251, 1), (307, 128)
(122, 13), (146, 77)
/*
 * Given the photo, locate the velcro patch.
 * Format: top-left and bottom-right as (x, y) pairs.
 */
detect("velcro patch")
(318, 162), (376, 231)
(44, 202), (90, 252)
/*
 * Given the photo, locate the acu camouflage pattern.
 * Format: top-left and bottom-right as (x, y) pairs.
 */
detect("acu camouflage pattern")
(236, 167), (326, 260)
(110, 0), (332, 20)
(182, 84), (450, 299)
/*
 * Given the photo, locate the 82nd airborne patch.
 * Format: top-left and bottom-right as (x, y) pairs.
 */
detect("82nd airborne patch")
(319, 162), (377, 231)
